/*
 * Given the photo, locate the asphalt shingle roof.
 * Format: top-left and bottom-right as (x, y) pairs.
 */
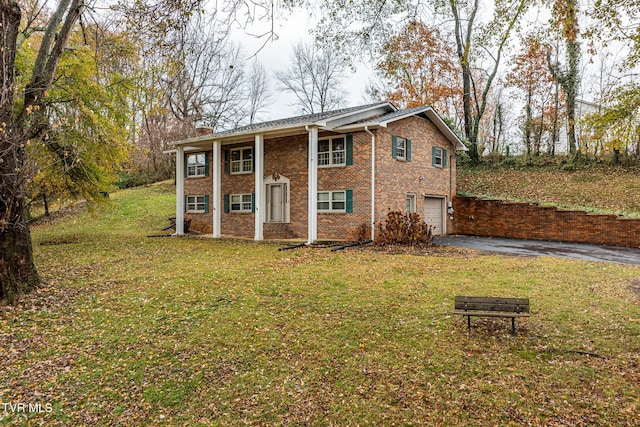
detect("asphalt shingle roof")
(212, 103), (389, 136)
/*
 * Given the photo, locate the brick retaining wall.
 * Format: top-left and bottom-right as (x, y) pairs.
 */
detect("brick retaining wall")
(451, 196), (640, 248)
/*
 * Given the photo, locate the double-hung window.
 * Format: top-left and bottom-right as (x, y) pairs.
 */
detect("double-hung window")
(433, 147), (445, 168)
(395, 137), (407, 160)
(392, 135), (411, 161)
(318, 190), (346, 212)
(230, 194), (253, 212)
(187, 153), (207, 177)
(186, 195), (207, 213)
(318, 137), (346, 167)
(231, 147), (253, 174)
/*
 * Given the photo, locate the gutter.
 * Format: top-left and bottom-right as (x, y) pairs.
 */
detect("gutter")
(365, 126), (376, 241)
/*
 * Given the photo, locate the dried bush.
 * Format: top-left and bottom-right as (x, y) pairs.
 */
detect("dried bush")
(375, 210), (433, 246)
(355, 223), (371, 242)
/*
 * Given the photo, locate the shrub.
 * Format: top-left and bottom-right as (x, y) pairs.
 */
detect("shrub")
(354, 223), (371, 242)
(375, 210), (433, 246)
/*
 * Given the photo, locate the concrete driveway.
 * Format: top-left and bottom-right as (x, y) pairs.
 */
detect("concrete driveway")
(434, 235), (640, 266)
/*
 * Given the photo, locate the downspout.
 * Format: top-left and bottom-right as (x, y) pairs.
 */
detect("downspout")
(305, 125), (318, 244)
(448, 153), (455, 234)
(365, 126), (375, 241)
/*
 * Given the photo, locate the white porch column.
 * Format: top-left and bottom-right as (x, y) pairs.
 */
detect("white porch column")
(212, 140), (221, 238)
(254, 134), (264, 241)
(175, 146), (185, 236)
(307, 126), (318, 244)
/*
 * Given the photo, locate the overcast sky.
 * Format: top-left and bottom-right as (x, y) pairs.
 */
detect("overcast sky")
(230, 9), (373, 121)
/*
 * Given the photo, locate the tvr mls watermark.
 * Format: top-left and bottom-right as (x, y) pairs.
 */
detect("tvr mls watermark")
(2, 402), (53, 414)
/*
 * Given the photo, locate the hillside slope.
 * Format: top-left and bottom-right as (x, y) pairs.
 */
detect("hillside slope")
(457, 164), (640, 217)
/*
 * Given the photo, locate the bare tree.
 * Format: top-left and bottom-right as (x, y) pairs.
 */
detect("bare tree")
(245, 61), (271, 124)
(165, 21), (247, 131)
(275, 41), (346, 114)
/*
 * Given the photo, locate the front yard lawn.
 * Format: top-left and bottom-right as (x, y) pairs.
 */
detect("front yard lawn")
(1, 181), (639, 425)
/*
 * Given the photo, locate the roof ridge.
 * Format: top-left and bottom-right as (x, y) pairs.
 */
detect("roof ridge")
(212, 102), (390, 136)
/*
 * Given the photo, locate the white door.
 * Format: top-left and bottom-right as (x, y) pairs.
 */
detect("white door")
(268, 184), (284, 223)
(424, 197), (444, 235)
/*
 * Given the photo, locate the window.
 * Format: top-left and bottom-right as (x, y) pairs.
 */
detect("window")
(392, 135), (411, 161)
(186, 195), (207, 213)
(230, 194), (253, 212)
(187, 153), (207, 177)
(231, 147), (253, 174)
(318, 190), (348, 212)
(395, 137), (407, 160)
(318, 137), (346, 166)
(433, 147), (445, 168)
(406, 194), (416, 214)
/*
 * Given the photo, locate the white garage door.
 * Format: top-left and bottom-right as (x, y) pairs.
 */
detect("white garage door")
(424, 197), (444, 235)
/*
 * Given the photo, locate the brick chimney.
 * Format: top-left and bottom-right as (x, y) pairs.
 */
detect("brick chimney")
(195, 127), (214, 136)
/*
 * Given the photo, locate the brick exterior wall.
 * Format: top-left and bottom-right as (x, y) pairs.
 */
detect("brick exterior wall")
(452, 196), (640, 248)
(375, 116), (457, 231)
(182, 115), (460, 240)
(183, 151), (213, 234)
(317, 131), (372, 240)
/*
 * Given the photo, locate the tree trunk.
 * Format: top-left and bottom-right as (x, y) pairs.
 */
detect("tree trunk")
(42, 190), (50, 217)
(0, 215), (41, 304)
(1, 0), (83, 303)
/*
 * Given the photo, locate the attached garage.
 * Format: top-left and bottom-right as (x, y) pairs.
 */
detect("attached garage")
(424, 197), (445, 235)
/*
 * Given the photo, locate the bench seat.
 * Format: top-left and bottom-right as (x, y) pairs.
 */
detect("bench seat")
(454, 296), (530, 334)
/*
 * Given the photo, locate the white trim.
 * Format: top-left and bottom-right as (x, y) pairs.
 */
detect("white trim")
(265, 174), (291, 224)
(212, 141), (221, 238)
(186, 195), (206, 213)
(365, 126), (376, 241)
(433, 146), (445, 168)
(396, 136), (407, 161)
(406, 193), (417, 214)
(335, 107), (467, 151)
(230, 193), (253, 213)
(186, 152), (207, 178)
(423, 195), (447, 235)
(307, 126), (318, 244)
(169, 102), (395, 147)
(317, 190), (347, 213)
(317, 135), (347, 167)
(230, 146), (254, 174)
(254, 134), (264, 241)
(175, 146), (185, 235)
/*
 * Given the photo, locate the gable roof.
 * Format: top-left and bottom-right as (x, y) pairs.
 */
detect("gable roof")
(335, 105), (467, 151)
(171, 102), (466, 151)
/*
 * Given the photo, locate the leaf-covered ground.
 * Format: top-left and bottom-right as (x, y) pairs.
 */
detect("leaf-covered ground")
(1, 181), (639, 425)
(458, 164), (640, 217)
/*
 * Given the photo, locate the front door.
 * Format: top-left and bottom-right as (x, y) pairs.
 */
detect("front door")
(268, 183), (285, 223)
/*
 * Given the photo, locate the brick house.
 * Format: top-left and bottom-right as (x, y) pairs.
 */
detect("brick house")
(169, 102), (467, 243)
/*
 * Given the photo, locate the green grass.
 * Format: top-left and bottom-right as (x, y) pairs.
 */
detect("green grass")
(1, 181), (639, 425)
(458, 163), (640, 217)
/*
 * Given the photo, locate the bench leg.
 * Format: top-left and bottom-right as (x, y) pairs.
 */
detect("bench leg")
(511, 318), (515, 335)
(467, 315), (471, 330)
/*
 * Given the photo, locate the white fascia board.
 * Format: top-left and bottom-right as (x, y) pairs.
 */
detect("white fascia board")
(335, 107), (467, 151)
(315, 102), (396, 129)
(423, 109), (467, 151)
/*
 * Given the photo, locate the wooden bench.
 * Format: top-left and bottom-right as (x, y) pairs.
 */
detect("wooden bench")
(453, 296), (530, 334)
